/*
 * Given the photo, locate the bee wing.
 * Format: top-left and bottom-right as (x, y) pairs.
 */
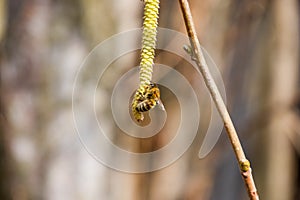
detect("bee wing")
(156, 99), (165, 111)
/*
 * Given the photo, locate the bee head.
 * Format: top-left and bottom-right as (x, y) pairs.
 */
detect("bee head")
(149, 82), (157, 88)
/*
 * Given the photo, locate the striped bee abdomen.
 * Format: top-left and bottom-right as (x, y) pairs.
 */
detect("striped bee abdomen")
(136, 99), (156, 112)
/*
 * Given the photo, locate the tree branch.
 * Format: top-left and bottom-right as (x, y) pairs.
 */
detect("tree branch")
(178, 0), (259, 199)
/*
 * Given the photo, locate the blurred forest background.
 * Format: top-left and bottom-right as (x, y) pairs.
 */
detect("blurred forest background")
(1, 0), (300, 200)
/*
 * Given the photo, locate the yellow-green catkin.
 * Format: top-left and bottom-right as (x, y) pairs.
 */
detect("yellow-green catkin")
(139, 0), (160, 86)
(131, 0), (160, 122)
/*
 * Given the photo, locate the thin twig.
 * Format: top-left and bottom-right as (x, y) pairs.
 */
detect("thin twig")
(178, 0), (259, 199)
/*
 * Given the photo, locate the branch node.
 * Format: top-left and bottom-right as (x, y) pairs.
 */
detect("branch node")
(239, 159), (251, 172)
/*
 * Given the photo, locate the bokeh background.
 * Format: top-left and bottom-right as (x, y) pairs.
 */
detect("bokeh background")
(1, 0), (300, 199)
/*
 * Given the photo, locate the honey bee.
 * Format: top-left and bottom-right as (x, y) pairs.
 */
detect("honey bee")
(136, 83), (163, 112)
(132, 82), (164, 122)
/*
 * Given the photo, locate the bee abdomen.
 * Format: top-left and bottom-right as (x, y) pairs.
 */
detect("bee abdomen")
(136, 100), (155, 112)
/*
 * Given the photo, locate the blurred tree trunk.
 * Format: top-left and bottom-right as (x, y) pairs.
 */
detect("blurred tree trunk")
(0, 83), (13, 200)
(253, 0), (299, 199)
(3, 0), (53, 199)
(0, 0), (14, 199)
(207, 0), (299, 199)
(0, 50), (14, 199)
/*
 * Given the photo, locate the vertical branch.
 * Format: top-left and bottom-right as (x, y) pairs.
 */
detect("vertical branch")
(178, 0), (259, 199)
